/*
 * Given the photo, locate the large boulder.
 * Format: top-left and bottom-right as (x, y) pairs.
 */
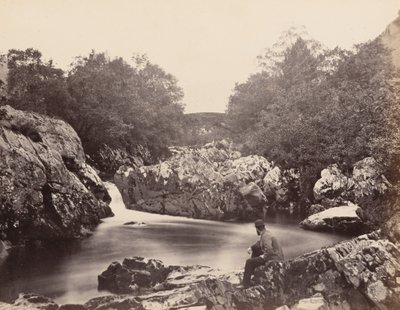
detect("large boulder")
(0, 105), (112, 247)
(98, 257), (171, 293)
(115, 141), (275, 220)
(299, 204), (363, 233)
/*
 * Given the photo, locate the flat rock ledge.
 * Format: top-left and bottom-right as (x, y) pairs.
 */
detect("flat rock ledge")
(2, 232), (399, 310)
(299, 204), (364, 233)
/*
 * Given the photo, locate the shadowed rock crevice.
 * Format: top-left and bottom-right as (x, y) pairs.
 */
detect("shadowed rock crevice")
(10, 122), (43, 143)
(41, 182), (64, 227)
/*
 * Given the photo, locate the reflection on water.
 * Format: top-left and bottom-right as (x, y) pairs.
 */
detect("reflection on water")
(0, 183), (350, 304)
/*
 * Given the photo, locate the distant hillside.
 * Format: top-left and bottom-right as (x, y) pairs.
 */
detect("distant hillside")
(179, 112), (231, 146)
(381, 10), (400, 69)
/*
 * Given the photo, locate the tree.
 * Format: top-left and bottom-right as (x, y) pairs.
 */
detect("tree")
(67, 51), (184, 157)
(4, 48), (72, 116)
(227, 31), (399, 213)
(226, 72), (277, 135)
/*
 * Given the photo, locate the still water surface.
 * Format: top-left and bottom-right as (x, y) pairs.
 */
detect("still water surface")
(0, 183), (349, 304)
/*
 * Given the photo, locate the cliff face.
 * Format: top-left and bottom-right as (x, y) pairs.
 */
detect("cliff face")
(0, 105), (112, 248)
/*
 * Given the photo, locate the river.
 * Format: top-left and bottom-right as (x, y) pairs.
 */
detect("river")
(0, 183), (350, 305)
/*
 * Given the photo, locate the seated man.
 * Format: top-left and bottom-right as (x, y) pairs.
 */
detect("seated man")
(240, 219), (284, 288)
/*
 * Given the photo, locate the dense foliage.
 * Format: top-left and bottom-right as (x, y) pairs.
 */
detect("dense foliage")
(1, 49), (185, 161)
(227, 33), (400, 207)
(66, 52), (184, 157)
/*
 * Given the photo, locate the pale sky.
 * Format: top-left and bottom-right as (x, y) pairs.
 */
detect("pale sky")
(0, 0), (399, 113)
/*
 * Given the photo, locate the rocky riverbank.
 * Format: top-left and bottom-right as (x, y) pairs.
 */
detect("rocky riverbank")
(91, 231), (400, 309)
(1, 230), (399, 310)
(0, 106), (112, 255)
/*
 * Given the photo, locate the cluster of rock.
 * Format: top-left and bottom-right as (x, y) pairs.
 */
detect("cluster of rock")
(0, 105), (112, 254)
(115, 140), (298, 220)
(312, 158), (390, 208)
(300, 158), (391, 233)
(114, 137), (391, 233)
(87, 231), (400, 310)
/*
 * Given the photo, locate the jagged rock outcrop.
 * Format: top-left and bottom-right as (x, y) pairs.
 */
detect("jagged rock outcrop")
(252, 231), (400, 310)
(115, 140), (277, 220)
(88, 143), (148, 178)
(313, 158), (390, 207)
(0, 105), (112, 249)
(352, 157), (391, 200)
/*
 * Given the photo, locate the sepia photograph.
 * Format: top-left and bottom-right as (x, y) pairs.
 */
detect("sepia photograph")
(0, 0), (399, 309)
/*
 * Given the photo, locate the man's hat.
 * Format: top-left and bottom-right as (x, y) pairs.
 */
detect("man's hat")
(254, 219), (265, 227)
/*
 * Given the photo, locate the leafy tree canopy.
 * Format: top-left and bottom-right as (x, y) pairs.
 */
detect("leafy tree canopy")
(2, 49), (185, 161)
(227, 29), (399, 207)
